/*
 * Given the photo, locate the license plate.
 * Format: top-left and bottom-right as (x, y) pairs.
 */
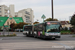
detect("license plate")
(49, 33), (57, 35)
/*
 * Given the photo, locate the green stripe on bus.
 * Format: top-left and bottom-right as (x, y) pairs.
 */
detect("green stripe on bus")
(42, 30), (45, 35)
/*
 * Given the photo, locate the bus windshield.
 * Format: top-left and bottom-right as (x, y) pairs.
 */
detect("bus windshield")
(46, 24), (60, 32)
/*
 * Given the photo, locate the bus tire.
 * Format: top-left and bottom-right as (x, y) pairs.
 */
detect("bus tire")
(52, 38), (56, 40)
(42, 36), (46, 40)
(34, 34), (37, 38)
(26, 35), (29, 37)
(26, 33), (29, 37)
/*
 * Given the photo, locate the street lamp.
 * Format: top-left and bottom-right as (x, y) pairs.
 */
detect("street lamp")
(51, 0), (54, 21)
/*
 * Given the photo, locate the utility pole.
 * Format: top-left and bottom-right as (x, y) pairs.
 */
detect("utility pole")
(51, 0), (54, 21)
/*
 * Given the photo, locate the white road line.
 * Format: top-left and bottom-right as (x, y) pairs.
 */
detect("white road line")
(52, 42), (74, 49)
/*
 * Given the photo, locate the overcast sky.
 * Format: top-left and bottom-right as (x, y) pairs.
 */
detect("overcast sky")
(0, 0), (75, 22)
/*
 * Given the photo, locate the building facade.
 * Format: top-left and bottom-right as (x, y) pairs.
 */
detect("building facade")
(9, 5), (15, 17)
(0, 5), (9, 17)
(60, 21), (72, 30)
(0, 4), (34, 25)
(0, 5), (15, 17)
(16, 8), (34, 24)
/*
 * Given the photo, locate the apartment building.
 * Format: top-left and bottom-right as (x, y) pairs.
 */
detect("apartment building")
(16, 8), (34, 24)
(0, 5), (9, 17)
(0, 5), (15, 17)
(0, 4), (34, 25)
(9, 5), (15, 17)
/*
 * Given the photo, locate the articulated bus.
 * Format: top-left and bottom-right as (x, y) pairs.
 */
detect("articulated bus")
(23, 21), (61, 39)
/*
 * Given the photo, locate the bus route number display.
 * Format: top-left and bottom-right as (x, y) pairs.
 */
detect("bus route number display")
(47, 22), (58, 25)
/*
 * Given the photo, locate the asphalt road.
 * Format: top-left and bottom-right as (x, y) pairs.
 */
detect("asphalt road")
(0, 32), (75, 50)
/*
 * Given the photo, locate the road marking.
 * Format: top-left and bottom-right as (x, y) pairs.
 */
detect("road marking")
(52, 41), (74, 49)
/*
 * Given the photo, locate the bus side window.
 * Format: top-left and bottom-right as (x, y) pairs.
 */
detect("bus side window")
(42, 25), (45, 31)
(34, 26), (38, 31)
(44, 23), (46, 32)
(58, 23), (62, 31)
(59, 25), (62, 31)
(24, 27), (26, 31)
(38, 24), (43, 31)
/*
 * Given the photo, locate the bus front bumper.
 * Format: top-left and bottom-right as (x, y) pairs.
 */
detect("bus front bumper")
(45, 36), (60, 38)
(23, 33), (26, 35)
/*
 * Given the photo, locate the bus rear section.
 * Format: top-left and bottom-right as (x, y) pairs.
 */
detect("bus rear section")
(23, 25), (33, 36)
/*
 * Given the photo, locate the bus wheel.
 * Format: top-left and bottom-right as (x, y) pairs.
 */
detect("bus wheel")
(26, 34), (29, 37)
(52, 38), (56, 40)
(42, 36), (46, 40)
(34, 34), (37, 38)
(26, 35), (29, 37)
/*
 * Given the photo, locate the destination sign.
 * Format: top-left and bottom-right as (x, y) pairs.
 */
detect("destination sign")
(47, 22), (59, 25)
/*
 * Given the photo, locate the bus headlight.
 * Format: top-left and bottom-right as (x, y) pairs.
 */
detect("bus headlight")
(57, 33), (61, 36)
(45, 33), (49, 36)
(27, 31), (28, 33)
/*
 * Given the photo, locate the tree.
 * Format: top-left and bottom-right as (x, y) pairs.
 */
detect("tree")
(70, 14), (75, 32)
(44, 18), (58, 21)
(33, 22), (39, 24)
(18, 22), (28, 29)
(12, 22), (28, 29)
(13, 24), (18, 29)
(10, 23), (15, 31)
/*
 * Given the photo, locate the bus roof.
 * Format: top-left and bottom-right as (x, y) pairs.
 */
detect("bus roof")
(45, 21), (60, 22)
(34, 21), (60, 26)
(24, 21), (60, 26)
(24, 25), (32, 26)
